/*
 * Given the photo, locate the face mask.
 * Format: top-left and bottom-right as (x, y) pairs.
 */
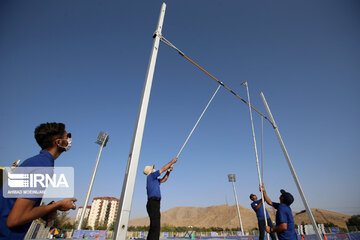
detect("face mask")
(153, 168), (156, 172)
(63, 138), (72, 151)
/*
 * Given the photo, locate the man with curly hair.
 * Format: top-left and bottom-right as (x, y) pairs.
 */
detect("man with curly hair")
(0, 122), (77, 239)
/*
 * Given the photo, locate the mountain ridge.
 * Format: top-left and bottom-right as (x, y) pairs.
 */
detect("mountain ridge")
(129, 204), (350, 230)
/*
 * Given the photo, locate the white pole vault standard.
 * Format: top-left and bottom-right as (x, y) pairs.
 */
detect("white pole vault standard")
(260, 92), (323, 240)
(176, 84), (221, 158)
(231, 181), (244, 235)
(243, 82), (269, 240)
(113, 3), (166, 240)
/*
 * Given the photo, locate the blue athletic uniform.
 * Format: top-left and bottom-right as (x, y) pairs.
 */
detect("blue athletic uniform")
(273, 202), (298, 240)
(0, 150), (54, 240)
(251, 199), (270, 220)
(251, 199), (276, 240)
(146, 170), (161, 199)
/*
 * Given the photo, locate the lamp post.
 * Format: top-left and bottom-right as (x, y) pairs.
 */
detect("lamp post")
(77, 132), (109, 230)
(228, 174), (244, 235)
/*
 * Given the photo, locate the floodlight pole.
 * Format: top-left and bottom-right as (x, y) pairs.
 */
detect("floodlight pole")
(228, 174), (244, 235)
(77, 132), (109, 230)
(260, 92), (323, 240)
(113, 3), (166, 240)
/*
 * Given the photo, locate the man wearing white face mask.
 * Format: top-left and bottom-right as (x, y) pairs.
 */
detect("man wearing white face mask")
(0, 122), (77, 239)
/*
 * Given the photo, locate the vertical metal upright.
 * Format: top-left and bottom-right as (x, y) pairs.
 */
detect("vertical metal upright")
(260, 92), (323, 240)
(77, 132), (109, 230)
(113, 3), (167, 240)
(243, 82), (269, 240)
(228, 174), (244, 235)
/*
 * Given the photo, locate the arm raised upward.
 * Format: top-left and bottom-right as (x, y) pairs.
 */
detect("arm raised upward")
(159, 158), (177, 174)
(260, 185), (273, 206)
(160, 166), (173, 183)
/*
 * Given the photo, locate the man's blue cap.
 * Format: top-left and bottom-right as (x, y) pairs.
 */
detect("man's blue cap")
(280, 189), (294, 206)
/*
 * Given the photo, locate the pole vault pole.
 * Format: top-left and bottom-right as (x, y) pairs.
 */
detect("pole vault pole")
(113, 3), (166, 240)
(243, 82), (269, 240)
(176, 85), (221, 159)
(260, 92), (323, 240)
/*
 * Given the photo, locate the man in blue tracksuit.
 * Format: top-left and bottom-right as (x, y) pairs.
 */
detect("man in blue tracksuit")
(250, 193), (277, 240)
(262, 185), (298, 240)
(143, 157), (177, 240)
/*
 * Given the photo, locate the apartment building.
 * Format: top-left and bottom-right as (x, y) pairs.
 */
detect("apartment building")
(87, 197), (120, 229)
(75, 206), (91, 223)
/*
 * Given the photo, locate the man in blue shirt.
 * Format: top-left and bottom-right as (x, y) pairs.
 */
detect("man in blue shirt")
(143, 157), (177, 240)
(261, 186), (298, 240)
(0, 122), (77, 239)
(250, 193), (276, 240)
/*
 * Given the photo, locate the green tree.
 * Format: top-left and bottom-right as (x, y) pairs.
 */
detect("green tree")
(346, 215), (360, 228)
(53, 211), (69, 229)
(97, 224), (108, 230)
(323, 222), (337, 228)
(75, 218), (91, 230)
(94, 220), (107, 230)
(81, 219), (92, 230)
(62, 222), (74, 230)
(142, 225), (149, 231)
(108, 222), (115, 231)
(161, 224), (174, 232)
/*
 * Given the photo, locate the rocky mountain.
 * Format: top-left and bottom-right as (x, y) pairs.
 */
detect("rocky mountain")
(294, 209), (350, 229)
(129, 205), (350, 230)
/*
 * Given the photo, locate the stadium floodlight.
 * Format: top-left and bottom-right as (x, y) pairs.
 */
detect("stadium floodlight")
(227, 174), (244, 235)
(96, 131), (109, 146)
(228, 174), (236, 182)
(77, 132), (109, 230)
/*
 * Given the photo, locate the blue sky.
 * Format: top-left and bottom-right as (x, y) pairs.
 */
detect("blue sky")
(1, 0), (359, 220)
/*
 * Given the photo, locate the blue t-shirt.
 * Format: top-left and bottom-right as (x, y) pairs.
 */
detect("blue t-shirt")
(251, 199), (270, 220)
(0, 150), (54, 240)
(273, 202), (297, 240)
(146, 170), (161, 199)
